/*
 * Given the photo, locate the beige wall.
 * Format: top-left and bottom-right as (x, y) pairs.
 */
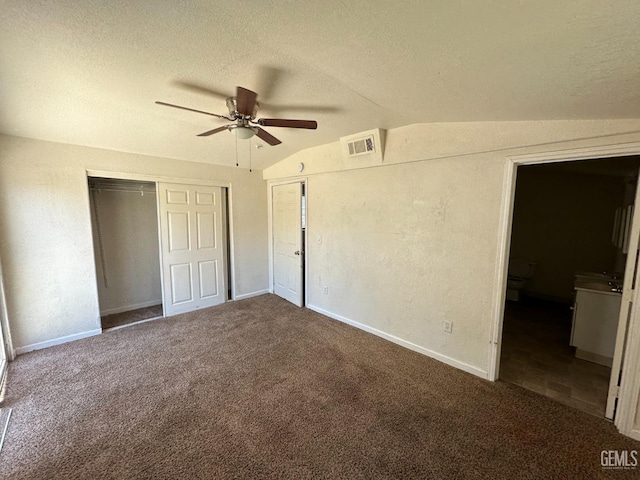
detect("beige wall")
(305, 155), (503, 373)
(510, 168), (622, 302)
(264, 119), (640, 381)
(89, 187), (162, 315)
(0, 134), (268, 351)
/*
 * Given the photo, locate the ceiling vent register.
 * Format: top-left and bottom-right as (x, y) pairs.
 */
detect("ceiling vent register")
(340, 128), (385, 165)
(347, 135), (375, 157)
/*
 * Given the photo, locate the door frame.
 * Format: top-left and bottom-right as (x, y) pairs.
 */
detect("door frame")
(487, 142), (640, 440)
(86, 170), (238, 314)
(267, 177), (308, 306)
(0, 255), (14, 364)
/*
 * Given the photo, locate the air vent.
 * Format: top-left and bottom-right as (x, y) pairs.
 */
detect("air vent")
(347, 135), (375, 157)
(340, 128), (385, 165)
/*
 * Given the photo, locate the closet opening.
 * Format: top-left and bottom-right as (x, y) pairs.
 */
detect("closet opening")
(88, 177), (163, 330)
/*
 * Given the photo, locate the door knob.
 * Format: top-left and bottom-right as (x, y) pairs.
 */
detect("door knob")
(294, 250), (300, 255)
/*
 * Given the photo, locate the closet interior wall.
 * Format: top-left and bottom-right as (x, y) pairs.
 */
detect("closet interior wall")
(88, 178), (162, 318)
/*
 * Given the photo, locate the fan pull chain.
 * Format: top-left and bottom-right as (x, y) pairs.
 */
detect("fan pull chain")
(235, 131), (239, 167)
(249, 137), (252, 172)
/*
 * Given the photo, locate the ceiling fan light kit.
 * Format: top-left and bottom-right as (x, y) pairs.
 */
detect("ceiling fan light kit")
(156, 85), (318, 147)
(228, 124), (257, 139)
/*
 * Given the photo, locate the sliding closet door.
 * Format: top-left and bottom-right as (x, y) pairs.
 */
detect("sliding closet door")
(158, 183), (226, 316)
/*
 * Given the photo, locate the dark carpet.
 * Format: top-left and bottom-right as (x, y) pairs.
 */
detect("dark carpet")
(1, 294), (638, 479)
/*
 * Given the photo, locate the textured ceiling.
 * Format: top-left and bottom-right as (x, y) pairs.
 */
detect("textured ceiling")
(1, 1), (639, 170)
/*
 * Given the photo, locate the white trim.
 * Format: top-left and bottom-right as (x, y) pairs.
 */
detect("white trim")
(626, 429), (640, 442)
(234, 289), (270, 301)
(102, 315), (163, 332)
(15, 329), (102, 355)
(227, 185), (238, 301)
(99, 300), (162, 316)
(0, 257), (15, 361)
(507, 141), (640, 165)
(267, 177), (309, 306)
(0, 408), (12, 454)
(154, 183), (167, 317)
(308, 304), (488, 379)
(86, 170), (231, 188)
(488, 141), (640, 438)
(487, 158), (517, 381)
(616, 272), (640, 435)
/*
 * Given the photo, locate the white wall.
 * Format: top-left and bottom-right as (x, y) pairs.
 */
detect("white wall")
(89, 187), (162, 315)
(264, 119), (640, 378)
(0, 134), (268, 352)
(306, 156), (502, 374)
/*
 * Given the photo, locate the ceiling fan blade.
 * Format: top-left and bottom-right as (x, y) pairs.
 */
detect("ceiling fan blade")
(197, 126), (229, 137)
(156, 101), (229, 119)
(259, 118), (317, 129)
(256, 127), (282, 146)
(236, 86), (258, 116)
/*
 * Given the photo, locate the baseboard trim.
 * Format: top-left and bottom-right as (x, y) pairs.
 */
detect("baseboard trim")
(0, 408), (12, 454)
(234, 289), (270, 301)
(624, 428), (640, 442)
(15, 329), (102, 355)
(575, 348), (613, 367)
(307, 304), (488, 380)
(103, 316), (163, 332)
(100, 300), (162, 316)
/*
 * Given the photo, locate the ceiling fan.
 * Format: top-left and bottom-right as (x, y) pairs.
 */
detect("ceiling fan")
(156, 86), (317, 146)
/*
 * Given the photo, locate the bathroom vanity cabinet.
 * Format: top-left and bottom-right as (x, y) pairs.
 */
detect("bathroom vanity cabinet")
(570, 287), (621, 367)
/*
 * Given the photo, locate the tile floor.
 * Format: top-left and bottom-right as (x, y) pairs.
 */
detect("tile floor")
(499, 298), (611, 417)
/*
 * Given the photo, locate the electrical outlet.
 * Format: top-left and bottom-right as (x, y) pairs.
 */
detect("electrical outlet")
(443, 321), (453, 333)
(322, 286), (328, 294)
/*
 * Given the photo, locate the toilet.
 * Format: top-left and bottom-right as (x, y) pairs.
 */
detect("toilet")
(506, 258), (536, 301)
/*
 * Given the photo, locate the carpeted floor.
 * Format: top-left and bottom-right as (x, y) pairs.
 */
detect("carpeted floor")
(100, 304), (163, 330)
(1, 294), (638, 479)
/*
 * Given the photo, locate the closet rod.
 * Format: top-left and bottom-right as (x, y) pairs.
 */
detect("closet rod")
(88, 186), (156, 195)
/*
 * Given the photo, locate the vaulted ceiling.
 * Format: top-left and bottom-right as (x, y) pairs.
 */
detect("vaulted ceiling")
(1, 1), (639, 169)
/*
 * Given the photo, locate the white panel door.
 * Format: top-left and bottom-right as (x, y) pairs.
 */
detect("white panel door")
(273, 183), (303, 307)
(158, 183), (225, 316)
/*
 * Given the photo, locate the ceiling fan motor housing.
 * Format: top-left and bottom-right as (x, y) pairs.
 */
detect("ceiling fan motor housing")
(156, 85), (316, 146)
(226, 97), (259, 120)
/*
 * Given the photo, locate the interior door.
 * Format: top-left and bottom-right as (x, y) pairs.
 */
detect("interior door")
(272, 183), (303, 307)
(158, 183), (226, 316)
(606, 172), (640, 419)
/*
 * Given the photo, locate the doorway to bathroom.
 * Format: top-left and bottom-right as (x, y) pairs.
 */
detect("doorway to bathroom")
(497, 155), (640, 419)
